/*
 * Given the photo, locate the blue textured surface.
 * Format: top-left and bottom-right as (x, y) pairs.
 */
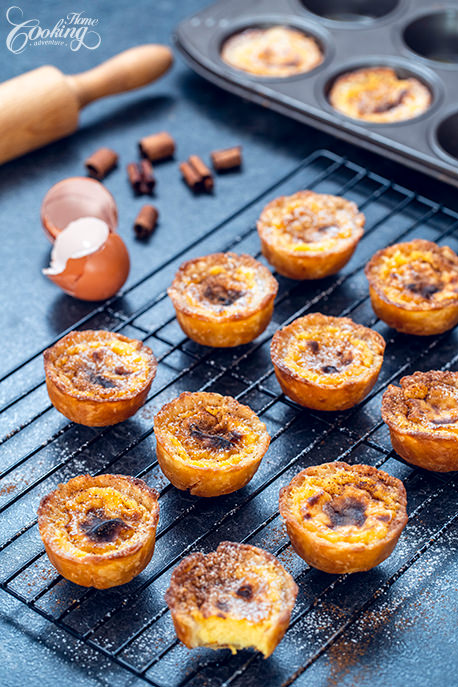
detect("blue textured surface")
(1, 2), (458, 687)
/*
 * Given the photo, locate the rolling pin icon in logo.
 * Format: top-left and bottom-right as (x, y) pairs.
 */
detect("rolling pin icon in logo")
(6, 6), (102, 53)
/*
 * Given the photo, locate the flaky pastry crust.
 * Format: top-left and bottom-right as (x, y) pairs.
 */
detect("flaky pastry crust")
(38, 474), (160, 589)
(257, 191), (364, 280)
(167, 252), (278, 347)
(365, 239), (458, 335)
(165, 541), (297, 657)
(382, 370), (458, 472)
(44, 330), (157, 426)
(279, 462), (407, 574)
(221, 26), (323, 78)
(154, 392), (270, 497)
(270, 313), (385, 411)
(329, 67), (431, 123)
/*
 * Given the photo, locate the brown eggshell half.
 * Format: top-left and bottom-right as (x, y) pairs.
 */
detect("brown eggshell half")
(46, 233), (130, 301)
(41, 177), (118, 242)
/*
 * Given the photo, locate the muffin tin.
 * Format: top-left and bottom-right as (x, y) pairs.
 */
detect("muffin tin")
(174, 0), (458, 186)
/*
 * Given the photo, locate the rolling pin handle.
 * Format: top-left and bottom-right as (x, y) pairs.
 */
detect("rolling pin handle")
(66, 44), (173, 109)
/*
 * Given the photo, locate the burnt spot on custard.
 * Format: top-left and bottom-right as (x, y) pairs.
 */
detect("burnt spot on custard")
(80, 511), (131, 542)
(377, 513), (391, 522)
(369, 89), (407, 114)
(236, 584), (253, 600)
(283, 214), (341, 244)
(114, 365), (131, 376)
(337, 350), (354, 366)
(87, 372), (118, 388)
(323, 496), (367, 529)
(321, 364), (339, 374)
(259, 46), (300, 68)
(304, 342), (353, 375)
(301, 491), (325, 520)
(189, 424), (242, 451)
(307, 492), (322, 507)
(405, 281), (441, 299)
(83, 353), (132, 388)
(201, 277), (244, 307)
(91, 349), (105, 363)
(216, 599), (229, 612)
(186, 409), (243, 451)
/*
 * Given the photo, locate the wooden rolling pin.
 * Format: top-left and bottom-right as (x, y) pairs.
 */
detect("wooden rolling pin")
(0, 44), (173, 164)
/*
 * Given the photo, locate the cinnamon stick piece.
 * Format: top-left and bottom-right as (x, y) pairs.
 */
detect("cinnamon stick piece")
(139, 131), (175, 162)
(127, 162), (142, 193)
(211, 146), (242, 172)
(85, 148), (118, 180)
(139, 159), (156, 194)
(127, 161), (155, 195)
(179, 161), (202, 191)
(188, 155), (214, 192)
(134, 205), (159, 239)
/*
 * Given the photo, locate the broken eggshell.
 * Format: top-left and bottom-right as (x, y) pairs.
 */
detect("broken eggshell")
(41, 177), (118, 241)
(43, 216), (130, 301)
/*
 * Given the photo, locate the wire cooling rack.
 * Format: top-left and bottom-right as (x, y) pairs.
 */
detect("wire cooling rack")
(1, 149), (458, 687)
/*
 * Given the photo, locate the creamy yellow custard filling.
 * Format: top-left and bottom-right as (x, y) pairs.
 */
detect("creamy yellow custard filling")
(169, 253), (276, 321)
(182, 264), (263, 316)
(330, 67), (431, 123)
(221, 26), (323, 77)
(282, 324), (376, 386)
(370, 244), (458, 308)
(52, 333), (152, 398)
(260, 192), (362, 253)
(158, 399), (265, 467)
(287, 470), (400, 545)
(384, 371), (458, 436)
(47, 486), (153, 558)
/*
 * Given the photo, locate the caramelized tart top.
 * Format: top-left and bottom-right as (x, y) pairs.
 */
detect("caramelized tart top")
(221, 26), (323, 78)
(38, 474), (159, 561)
(382, 370), (458, 438)
(329, 67), (431, 123)
(44, 330), (157, 401)
(271, 314), (385, 387)
(280, 462), (407, 546)
(258, 191), (364, 255)
(365, 239), (458, 311)
(165, 541), (297, 624)
(154, 392), (270, 468)
(167, 253), (278, 322)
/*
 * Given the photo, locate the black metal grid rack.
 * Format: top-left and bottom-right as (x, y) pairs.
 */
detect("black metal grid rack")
(2, 149), (458, 687)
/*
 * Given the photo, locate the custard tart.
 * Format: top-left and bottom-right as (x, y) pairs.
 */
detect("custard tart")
(382, 370), (458, 472)
(44, 330), (157, 426)
(329, 67), (431, 123)
(38, 474), (160, 589)
(279, 462), (407, 574)
(257, 191), (364, 280)
(165, 541), (297, 657)
(154, 392), (270, 497)
(167, 252), (278, 347)
(221, 26), (323, 78)
(365, 239), (458, 336)
(270, 313), (385, 411)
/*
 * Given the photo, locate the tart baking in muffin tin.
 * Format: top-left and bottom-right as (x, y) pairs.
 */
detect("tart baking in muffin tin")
(175, 0), (458, 187)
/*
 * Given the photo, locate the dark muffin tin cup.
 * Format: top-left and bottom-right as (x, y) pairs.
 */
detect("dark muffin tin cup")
(175, 0), (458, 187)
